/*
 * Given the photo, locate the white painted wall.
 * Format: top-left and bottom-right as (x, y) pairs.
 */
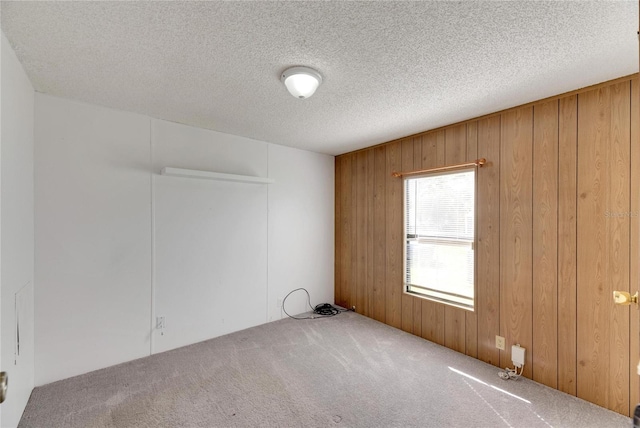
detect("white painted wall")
(33, 94), (335, 386)
(152, 120), (269, 353)
(1, 32), (35, 428)
(34, 95), (152, 386)
(267, 144), (334, 321)
(0, 34), (3, 427)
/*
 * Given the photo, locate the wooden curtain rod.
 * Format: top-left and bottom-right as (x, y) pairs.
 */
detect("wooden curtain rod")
(391, 158), (486, 178)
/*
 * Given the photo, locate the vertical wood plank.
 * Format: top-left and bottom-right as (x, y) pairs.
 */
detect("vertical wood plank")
(355, 151), (367, 315)
(465, 121), (479, 358)
(467, 121), (478, 160)
(577, 83), (631, 414)
(373, 146), (387, 322)
(421, 132), (437, 168)
(577, 87), (608, 408)
(350, 155), (359, 310)
(339, 155), (353, 308)
(386, 141), (403, 329)
(445, 124), (467, 163)
(444, 124), (467, 354)
(577, 86), (610, 409)
(366, 149), (375, 318)
(335, 156), (342, 306)
(558, 94), (578, 396)
(436, 130), (446, 166)
(420, 131), (445, 345)
(477, 116), (501, 366)
(630, 79), (639, 415)
(500, 106), (534, 377)
(400, 138), (415, 334)
(532, 100), (559, 388)
(608, 82), (630, 414)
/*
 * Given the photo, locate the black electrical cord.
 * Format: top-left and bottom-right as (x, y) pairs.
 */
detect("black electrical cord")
(281, 288), (350, 320)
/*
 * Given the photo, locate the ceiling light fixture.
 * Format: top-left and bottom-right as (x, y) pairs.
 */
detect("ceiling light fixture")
(281, 66), (323, 99)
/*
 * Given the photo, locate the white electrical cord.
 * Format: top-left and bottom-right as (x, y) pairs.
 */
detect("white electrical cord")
(498, 364), (524, 380)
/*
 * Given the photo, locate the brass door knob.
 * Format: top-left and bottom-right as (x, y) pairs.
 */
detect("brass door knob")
(613, 290), (638, 305)
(0, 372), (8, 403)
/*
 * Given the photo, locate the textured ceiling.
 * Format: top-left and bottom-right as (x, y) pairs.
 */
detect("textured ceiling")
(1, 1), (637, 156)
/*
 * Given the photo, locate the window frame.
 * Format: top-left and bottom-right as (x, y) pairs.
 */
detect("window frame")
(402, 166), (478, 312)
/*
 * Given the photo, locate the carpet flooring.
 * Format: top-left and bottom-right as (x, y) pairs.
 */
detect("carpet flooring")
(19, 311), (631, 427)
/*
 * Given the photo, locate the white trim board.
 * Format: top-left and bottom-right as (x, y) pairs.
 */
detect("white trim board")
(160, 167), (275, 184)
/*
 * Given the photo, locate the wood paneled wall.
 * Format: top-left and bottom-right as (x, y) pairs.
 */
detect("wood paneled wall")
(335, 75), (639, 416)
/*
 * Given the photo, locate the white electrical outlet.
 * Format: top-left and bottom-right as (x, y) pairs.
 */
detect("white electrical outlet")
(495, 335), (505, 350)
(512, 344), (525, 368)
(156, 316), (165, 329)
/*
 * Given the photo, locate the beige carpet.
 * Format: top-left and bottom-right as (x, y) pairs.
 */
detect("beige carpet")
(19, 311), (630, 427)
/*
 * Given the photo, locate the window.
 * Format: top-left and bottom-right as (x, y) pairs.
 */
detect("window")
(403, 168), (476, 310)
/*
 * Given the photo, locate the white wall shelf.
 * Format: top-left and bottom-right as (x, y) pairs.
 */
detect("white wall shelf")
(160, 167), (275, 184)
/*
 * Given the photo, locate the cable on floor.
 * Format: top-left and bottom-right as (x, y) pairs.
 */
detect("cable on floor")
(498, 364), (524, 380)
(281, 288), (351, 320)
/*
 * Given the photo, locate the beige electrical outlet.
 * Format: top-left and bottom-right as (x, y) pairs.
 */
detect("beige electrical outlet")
(495, 335), (506, 350)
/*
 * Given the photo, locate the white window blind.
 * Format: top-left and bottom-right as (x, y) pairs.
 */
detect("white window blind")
(404, 168), (475, 310)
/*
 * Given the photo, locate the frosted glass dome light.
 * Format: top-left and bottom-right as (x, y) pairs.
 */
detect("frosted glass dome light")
(281, 66), (323, 99)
